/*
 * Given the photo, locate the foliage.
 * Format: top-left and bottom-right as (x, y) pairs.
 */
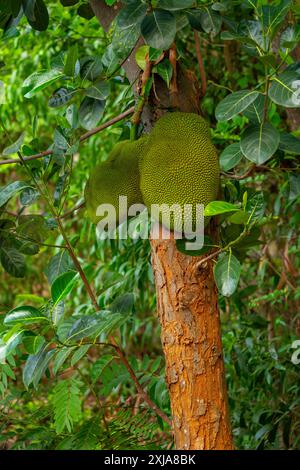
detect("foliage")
(0, 0), (299, 450)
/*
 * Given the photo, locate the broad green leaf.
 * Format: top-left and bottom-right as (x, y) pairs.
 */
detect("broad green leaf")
(214, 252), (241, 297)
(51, 270), (78, 305)
(24, 0), (49, 31)
(23, 335), (45, 354)
(110, 293), (134, 314)
(204, 201), (240, 216)
(246, 193), (266, 223)
(78, 97), (105, 130)
(0, 331), (24, 363)
(141, 10), (176, 50)
(228, 210), (249, 225)
(71, 344), (90, 366)
(262, 1), (291, 39)
(135, 45), (149, 70)
(20, 187), (39, 206)
(85, 81), (110, 101)
(0, 181), (32, 207)
(80, 56), (103, 81)
(53, 347), (74, 375)
(215, 90), (260, 121)
(116, 1), (147, 28)
(48, 87), (76, 107)
(77, 3), (94, 20)
(240, 123), (280, 164)
(198, 7), (222, 36)
(2, 133), (25, 155)
(23, 347), (56, 388)
(269, 72), (300, 108)
(220, 143), (243, 171)
(157, 0), (195, 10)
(66, 311), (129, 342)
(91, 355), (113, 383)
(0, 245), (26, 278)
(45, 251), (74, 285)
(22, 70), (64, 99)
(64, 44), (79, 77)
(156, 59), (173, 87)
(243, 94), (265, 123)
(278, 132), (300, 154)
(4, 306), (48, 326)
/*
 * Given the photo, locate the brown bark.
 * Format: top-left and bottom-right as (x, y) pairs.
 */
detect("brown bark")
(150, 233), (233, 450)
(90, 0), (233, 450)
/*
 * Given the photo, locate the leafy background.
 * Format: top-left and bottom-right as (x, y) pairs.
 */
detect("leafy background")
(0, 0), (299, 450)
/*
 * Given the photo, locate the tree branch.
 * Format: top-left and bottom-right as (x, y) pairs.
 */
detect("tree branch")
(0, 107), (135, 166)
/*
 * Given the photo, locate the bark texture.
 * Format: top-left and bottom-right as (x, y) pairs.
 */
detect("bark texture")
(90, 0), (233, 449)
(151, 233), (233, 450)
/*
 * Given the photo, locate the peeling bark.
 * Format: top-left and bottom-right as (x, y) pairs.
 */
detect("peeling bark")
(150, 232), (233, 450)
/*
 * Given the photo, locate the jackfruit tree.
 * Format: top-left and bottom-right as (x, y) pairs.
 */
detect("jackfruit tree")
(0, 0), (300, 453)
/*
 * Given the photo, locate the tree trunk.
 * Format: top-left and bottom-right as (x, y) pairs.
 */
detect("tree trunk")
(90, 0), (233, 450)
(150, 233), (233, 450)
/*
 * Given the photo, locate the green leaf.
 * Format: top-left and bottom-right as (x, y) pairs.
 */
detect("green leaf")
(53, 347), (74, 375)
(198, 7), (222, 36)
(24, 0), (49, 31)
(240, 123), (280, 164)
(141, 10), (176, 50)
(71, 344), (90, 366)
(85, 81), (110, 101)
(0, 245), (26, 278)
(51, 270), (78, 305)
(220, 143), (243, 171)
(278, 132), (300, 154)
(0, 181), (32, 207)
(78, 97), (105, 130)
(22, 70), (64, 99)
(66, 311), (129, 342)
(262, 0), (291, 39)
(116, 1), (147, 28)
(4, 306), (48, 326)
(156, 59), (173, 87)
(0, 331), (24, 362)
(23, 347), (56, 388)
(243, 93), (265, 124)
(215, 90), (260, 121)
(80, 56), (103, 81)
(20, 187), (39, 206)
(157, 0), (195, 10)
(2, 133), (25, 155)
(135, 45), (149, 70)
(64, 44), (79, 77)
(45, 251), (74, 285)
(214, 252), (241, 297)
(204, 201), (240, 216)
(23, 335), (45, 354)
(77, 3), (94, 20)
(246, 193), (266, 223)
(269, 71), (300, 108)
(228, 210), (249, 225)
(110, 293), (134, 314)
(91, 354), (113, 383)
(52, 378), (82, 433)
(48, 87), (76, 108)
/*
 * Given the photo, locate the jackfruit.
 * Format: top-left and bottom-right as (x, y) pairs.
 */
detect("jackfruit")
(139, 112), (219, 232)
(84, 138), (146, 227)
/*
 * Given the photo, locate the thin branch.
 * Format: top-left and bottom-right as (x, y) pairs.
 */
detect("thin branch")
(0, 107), (135, 166)
(221, 165), (256, 180)
(59, 201), (85, 219)
(194, 30), (207, 97)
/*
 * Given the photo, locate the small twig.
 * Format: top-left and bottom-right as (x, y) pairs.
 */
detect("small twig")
(131, 54), (153, 130)
(221, 165), (256, 180)
(58, 201), (85, 219)
(169, 43), (179, 108)
(194, 30), (207, 97)
(0, 107), (135, 166)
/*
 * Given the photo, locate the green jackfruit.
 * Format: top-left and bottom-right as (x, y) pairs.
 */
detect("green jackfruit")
(139, 112), (219, 232)
(84, 139), (146, 227)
